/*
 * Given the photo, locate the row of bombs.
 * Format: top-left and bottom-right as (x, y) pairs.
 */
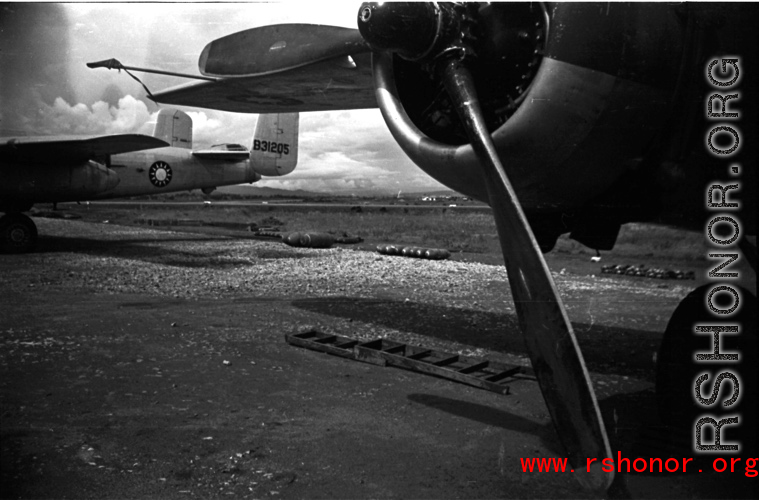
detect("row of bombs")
(601, 264), (696, 280)
(376, 244), (451, 260)
(259, 230), (448, 260)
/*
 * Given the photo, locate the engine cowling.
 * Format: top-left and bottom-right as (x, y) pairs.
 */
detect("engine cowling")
(0, 160), (120, 206)
(370, 2), (687, 212)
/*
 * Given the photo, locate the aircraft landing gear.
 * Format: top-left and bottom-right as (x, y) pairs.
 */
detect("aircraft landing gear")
(0, 213), (38, 253)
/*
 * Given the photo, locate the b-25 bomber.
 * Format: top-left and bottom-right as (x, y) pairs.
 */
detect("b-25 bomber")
(1, 109), (299, 253)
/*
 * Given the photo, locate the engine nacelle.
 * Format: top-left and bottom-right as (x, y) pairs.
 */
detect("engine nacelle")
(0, 160), (119, 205)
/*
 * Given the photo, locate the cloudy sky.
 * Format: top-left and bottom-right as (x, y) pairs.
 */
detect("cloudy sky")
(0, 2), (449, 195)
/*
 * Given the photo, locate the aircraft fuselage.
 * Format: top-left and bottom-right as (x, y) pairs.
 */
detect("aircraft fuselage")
(103, 146), (260, 199)
(0, 146), (260, 208)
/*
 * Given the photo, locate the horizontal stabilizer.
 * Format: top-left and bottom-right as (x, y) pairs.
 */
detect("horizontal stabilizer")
(0, 134), (169, 164)
(192, 150), (250, 162)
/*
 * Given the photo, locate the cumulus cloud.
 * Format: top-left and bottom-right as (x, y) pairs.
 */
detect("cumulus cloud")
(186, 112), (258, 148)
(37, 95), (151, 135)
(2, 3), (454, 195)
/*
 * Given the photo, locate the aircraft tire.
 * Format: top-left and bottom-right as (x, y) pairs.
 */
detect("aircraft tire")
(0, 213), (38, 254)
(655, 284), (758, 453)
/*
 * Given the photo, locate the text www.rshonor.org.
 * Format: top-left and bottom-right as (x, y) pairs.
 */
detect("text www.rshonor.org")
(520, 452), (758, 477)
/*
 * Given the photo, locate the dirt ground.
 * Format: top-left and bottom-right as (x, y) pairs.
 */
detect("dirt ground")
(1, 215), (757, 499)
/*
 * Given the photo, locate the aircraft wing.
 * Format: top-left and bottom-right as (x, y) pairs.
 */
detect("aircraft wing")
(153, 53), (377, 113)
(0, 134), (169, 165)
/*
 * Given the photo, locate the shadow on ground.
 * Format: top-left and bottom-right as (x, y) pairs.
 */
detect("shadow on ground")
(408, 393), (564, 452)
(409, 384), (758, 498)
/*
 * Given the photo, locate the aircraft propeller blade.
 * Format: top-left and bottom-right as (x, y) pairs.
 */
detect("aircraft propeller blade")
(198, 24), (370, 78)
(357, 2), (613, 492)
(439, 57), (613, 492)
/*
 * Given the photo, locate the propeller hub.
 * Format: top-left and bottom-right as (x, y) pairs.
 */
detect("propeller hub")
(364, 3), (548, 145)
(357, 2), (448, 61)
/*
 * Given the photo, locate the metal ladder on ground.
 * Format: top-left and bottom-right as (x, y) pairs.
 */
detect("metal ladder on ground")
(286, 330), (534, 395)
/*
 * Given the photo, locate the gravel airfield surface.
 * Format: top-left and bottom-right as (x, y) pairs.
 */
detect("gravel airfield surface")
(1, 218), (756, 498)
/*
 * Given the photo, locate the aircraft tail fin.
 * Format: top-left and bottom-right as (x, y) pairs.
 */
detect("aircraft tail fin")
(153, 109), (192, 149)
(250, 113), (299, 176)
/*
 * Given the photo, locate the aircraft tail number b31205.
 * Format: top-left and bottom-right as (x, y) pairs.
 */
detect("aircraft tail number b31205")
(253, 139), (290, 155)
